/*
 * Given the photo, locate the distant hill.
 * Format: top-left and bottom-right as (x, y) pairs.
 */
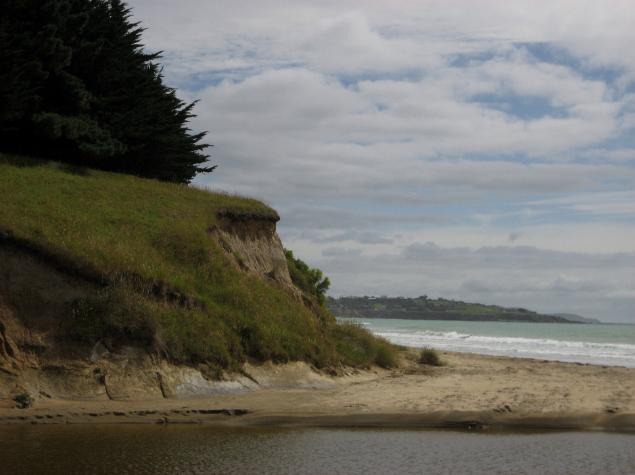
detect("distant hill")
(328, 296), (577, 324)
(550, 313), (600, 324)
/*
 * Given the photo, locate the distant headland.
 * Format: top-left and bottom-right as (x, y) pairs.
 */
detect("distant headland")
(327, 296), (597, 324)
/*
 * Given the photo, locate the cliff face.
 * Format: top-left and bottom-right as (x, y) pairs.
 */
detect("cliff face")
(0, 213), (310, 405)
(211, 212), (295, 290)
(0, 246), (94, 369)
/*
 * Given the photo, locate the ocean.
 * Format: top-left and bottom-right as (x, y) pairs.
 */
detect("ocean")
(343, 318), (635, 367)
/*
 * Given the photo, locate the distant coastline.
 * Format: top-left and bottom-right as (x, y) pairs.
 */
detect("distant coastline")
(328, 296), (592, 324)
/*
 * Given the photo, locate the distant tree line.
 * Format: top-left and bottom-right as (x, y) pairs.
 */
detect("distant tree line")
(0, 0), (214, 183)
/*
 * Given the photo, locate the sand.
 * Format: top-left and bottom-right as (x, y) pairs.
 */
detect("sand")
(1, 350), (634, 431)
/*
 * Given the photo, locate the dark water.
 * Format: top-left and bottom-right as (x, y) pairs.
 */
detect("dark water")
(1, 425), (634, 475)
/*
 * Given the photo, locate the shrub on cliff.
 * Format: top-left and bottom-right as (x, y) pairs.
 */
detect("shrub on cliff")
(284, 249), (331, 305)
(0, 0), (212, 183)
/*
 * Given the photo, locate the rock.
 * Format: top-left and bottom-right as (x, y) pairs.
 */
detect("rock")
(13, 392), (32, 409)
(90, 341), (110, 362)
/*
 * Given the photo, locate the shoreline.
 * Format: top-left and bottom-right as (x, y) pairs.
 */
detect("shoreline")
(2, 409), (634, 433)
(2, 350), (634, 432)
(354, 318), (635, 369)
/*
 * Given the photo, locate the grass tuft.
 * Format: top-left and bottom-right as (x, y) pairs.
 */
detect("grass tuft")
(331, 322), (398, 368)
(419, 347), (443, 366)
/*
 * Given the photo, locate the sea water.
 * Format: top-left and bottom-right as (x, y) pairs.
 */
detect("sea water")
(343, 318), (635, 367)
(1, 425), (634, 475)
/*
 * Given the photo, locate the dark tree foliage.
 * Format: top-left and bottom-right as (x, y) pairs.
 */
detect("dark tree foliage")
(0, 0), (214, 183)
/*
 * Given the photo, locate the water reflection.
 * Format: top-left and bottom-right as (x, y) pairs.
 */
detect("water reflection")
(1, 425), (634, 475)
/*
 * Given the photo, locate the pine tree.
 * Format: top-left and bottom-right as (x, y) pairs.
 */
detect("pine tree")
(0, 0), (213, 183)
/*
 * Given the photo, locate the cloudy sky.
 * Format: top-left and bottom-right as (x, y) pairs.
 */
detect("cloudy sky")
(128, 0), (635, 322)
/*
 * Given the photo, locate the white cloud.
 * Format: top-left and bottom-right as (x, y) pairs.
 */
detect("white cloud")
(128, 0), (635, 321)
(194, 65), (622, 161)
(528, 191), (635, 216)
(300, 12), (429, 74)
(129, 0), (635, 81)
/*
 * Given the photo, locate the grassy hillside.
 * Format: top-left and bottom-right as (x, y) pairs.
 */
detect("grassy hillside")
(328, 296), (573, 323)
(0, 155), (396, 370)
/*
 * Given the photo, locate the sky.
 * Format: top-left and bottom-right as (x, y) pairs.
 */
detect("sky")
(128, 0), (635, 322)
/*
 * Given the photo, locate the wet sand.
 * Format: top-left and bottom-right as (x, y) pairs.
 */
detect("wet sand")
(1, 351), (634, 431)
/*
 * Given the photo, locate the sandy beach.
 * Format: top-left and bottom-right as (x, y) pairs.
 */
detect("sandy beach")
(1, 350), (634, 431)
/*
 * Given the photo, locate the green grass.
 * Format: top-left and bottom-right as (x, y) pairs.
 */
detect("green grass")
(0, 155), (397, 370)
(0, 155), (276, 293)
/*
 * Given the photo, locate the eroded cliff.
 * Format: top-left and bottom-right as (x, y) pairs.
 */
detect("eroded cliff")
(0, 211), (321, 406)
(211, 211), (295, 290)
(0, 159), (396, 409)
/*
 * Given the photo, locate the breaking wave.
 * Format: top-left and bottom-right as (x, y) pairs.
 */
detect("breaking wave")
(375, 329), (635, 367)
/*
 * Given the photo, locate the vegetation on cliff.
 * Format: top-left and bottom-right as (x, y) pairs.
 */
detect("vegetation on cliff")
(328, 296), (574, 323)
(284, 250), (331, 305)
(0, 156), (396, 371)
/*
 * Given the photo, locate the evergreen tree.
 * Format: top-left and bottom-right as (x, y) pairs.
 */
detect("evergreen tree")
(0, 0), (213, 183)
